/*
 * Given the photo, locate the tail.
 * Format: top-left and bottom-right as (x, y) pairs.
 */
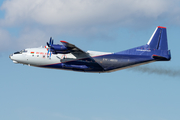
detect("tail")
(147, 26), (171, 61)
(147, 26), (168, 50)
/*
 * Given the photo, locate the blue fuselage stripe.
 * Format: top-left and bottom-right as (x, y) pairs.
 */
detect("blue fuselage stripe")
(40, 53), (153, 72)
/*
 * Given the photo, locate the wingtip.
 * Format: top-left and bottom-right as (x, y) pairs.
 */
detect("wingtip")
(60, 41), (68, 43)
(158, 26), (166, 29)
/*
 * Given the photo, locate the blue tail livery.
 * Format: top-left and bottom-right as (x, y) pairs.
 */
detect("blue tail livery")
(9, 26), (171, 73)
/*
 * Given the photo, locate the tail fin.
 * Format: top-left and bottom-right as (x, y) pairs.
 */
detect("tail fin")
(147, 26), (171, 61)
(147, 26), (168, 50)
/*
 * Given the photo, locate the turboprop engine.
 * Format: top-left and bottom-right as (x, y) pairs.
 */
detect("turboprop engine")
(46, 37), (70, 54)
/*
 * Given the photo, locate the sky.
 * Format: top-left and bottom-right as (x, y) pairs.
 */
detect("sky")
(1, 0), (180, 120)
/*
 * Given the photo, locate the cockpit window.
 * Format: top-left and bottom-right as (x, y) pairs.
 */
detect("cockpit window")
(14, 51), (20, 54)
(20, 49), (27, 54)
(14, 49), (27, 54)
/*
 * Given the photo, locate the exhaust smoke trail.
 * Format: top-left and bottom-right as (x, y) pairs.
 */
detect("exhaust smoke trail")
(129, 65), (180, 77)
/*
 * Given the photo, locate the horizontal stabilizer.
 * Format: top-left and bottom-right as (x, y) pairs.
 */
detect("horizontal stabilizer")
(152, 54), (171, 61)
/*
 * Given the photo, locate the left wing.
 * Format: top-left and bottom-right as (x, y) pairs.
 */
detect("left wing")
(60, 41), (104, 71)
(60, 41), (89, 58)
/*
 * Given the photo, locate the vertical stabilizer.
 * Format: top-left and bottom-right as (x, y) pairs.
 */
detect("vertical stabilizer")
(147, 26), (168, 50)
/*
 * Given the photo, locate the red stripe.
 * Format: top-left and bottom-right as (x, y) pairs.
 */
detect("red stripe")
(31, 52), (34, 53)
(158, 26), (166, 29)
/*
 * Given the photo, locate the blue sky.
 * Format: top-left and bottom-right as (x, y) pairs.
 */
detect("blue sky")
(1, 0), (180, 120)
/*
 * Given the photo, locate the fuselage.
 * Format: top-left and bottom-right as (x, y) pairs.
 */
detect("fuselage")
(9, 26), (171, 73)
(9, 46), (162, 73)
(9, 47), (116, 72)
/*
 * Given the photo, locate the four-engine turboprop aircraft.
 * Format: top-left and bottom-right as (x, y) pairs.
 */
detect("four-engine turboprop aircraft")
(9, 26), (171, 73)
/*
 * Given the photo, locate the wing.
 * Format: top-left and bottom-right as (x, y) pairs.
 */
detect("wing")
(60, 41), (104, 71)
(60, 41), (89, 58)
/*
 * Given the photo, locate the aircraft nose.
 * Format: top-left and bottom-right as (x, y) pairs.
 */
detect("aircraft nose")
(9, 54), (18, 63)
(9, 54), (13, 60)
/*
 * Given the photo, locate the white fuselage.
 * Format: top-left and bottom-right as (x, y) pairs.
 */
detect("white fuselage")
(9, 47), (112, 67)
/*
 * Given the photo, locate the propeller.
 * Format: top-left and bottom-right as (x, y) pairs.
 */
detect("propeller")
(47, 37), (53, 47)
(47, 37), (54, 59)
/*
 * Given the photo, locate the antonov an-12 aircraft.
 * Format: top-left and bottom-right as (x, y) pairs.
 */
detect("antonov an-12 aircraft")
(9, 26), (171, 73)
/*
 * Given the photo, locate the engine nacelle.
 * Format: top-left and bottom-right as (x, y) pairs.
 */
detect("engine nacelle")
(50, 44), (70, 54)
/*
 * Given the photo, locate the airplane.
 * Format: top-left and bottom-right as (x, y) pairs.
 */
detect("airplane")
(9, 26), (171, 73)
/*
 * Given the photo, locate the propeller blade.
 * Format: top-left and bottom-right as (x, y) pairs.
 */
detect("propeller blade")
(47, 42), (50, 47)
(47, 49), (49, 55)
(50, 51), (52, 59)
(47, 37), (53, 59)
(52, 39), (54, 45)
(49, 37), (52, 46)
